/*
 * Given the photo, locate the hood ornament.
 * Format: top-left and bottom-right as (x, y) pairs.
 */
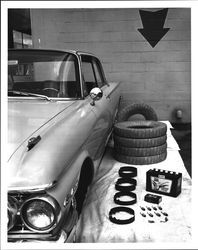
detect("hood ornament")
(27, 135), (41, 151)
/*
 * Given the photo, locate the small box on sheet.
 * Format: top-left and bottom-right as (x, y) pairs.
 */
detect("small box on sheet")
(146, 168), (182, 197)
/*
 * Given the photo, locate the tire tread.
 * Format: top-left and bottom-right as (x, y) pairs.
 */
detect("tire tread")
(114, 151), (167, 165)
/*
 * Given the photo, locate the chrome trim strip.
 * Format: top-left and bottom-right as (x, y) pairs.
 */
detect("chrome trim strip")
(8, 96), (83, 101)
(76, 51), (96, 57)
(75, 53), (84, 99)
(9, 48), (78, 54)
(106, 82), (120, 98)
(8, 181), (57, 193)
(8, 230), (66, 242)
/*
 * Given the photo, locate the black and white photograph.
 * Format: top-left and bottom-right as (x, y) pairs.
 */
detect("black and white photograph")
(1, 1), (197, 249)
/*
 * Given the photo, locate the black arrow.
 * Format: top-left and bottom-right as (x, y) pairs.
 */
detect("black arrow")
(138, 8), (170, 48)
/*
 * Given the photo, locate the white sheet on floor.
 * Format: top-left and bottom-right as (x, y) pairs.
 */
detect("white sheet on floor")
(75, 122), (191, 243)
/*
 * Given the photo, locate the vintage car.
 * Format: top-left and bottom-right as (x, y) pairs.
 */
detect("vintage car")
(7, 49), (121, 242)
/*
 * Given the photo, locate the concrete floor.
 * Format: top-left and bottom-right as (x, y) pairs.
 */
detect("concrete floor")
(171, 123), (191, 177)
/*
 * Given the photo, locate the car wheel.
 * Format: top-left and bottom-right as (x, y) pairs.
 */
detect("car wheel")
(114, 151), (167, 165)
(114, 143), (167, 157)
(114, 134), (167, 148)
(114, 121), (167, 139)
(117, 103), (158, 122)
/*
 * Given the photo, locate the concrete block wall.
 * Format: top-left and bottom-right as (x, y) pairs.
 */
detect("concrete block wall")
(31, 8), (191, 123)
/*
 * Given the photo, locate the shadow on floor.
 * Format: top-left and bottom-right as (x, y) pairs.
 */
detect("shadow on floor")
(171, 123), (191, 177)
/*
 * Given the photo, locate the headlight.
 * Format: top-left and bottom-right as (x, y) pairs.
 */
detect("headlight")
(21, 195), (61, 232)
(8, 196), (18, 231)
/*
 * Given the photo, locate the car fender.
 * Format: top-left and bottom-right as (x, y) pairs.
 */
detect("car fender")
(46, 149), (92, 211)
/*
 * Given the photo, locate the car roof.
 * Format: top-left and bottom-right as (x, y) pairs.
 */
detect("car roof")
(8, 48), (97, 58)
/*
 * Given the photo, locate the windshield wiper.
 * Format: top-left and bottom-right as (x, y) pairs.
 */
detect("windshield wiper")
(8, 90), (51, 101)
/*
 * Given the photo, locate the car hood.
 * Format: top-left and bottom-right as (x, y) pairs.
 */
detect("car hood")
(8, 99), (78, 190)
(8, 100), (75, 159)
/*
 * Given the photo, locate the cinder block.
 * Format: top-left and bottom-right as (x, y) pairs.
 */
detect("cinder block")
(111, 62), (146, 73)
(166, 19), (191, 31)
(31, 8), (191, 122)
(167, 8), (191, 19)
(145, 62), (190, 72)
(140, 51), (190, 63)
(106, 72), (146, 83)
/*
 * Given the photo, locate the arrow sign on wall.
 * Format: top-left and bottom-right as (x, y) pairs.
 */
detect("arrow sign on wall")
(138, 8), (170, 48)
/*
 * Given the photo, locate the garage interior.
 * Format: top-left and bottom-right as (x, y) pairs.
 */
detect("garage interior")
(8, 8), (191, 176)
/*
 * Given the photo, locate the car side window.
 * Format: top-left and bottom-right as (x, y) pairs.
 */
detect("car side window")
(81, 56), (96, 96)
(92, 59), (105, 88)
(82, 61), (96, 83)
(81, 55), (106, 97)
(61, 55), (81, 98)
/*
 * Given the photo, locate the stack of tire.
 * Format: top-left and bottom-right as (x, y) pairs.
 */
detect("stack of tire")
(113, 103), (167, 165)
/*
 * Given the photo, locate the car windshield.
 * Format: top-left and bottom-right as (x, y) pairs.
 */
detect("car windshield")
(8, 50), (81, 99)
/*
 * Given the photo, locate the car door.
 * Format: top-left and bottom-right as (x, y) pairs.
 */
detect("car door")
(80, 54), (112, 160)
(91, 57), (121, 126)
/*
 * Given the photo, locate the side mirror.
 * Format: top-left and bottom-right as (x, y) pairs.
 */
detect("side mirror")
(90, 87), (103, 106)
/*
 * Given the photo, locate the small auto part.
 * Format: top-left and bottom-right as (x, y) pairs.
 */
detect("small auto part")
(148, 220), (155, 223)
(161, 211), (168, 216)
(114, 191), (137, 205)
(144, 193), (162, 204)
(146, 168), (182, 197)
(160, 217), (168, 223)
(118, 166), (137, 178)
(109, 206), (135, 224)
(140, 206), (146, 211)
(115, 177), (137, 192)
(154, 212), (161, 217)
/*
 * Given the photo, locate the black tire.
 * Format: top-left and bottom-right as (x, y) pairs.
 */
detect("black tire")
(75, 160), (93, 214)
(114, 134), (167, 148)
(114, 151), (167, 165)
(117, 103), (158, 122)
(114, 121), (167, 139)
(114, 143), (167, 157)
